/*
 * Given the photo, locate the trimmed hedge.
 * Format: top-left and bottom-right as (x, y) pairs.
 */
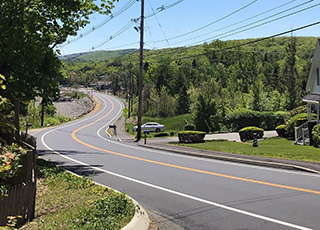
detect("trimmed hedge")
(225, 109), (288, 131)
(239, 126), (264, 142)
(275, 124), (286, 137)
(312, 124), (320, 148)
(178, 131), (206, 143)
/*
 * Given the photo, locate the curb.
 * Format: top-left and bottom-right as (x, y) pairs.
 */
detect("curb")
(140, 144), (320, 174)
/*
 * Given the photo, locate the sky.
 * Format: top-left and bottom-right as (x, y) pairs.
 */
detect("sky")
(58, 0), (320, 55)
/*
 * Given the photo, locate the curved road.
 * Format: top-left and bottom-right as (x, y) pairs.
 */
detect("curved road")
(35, 92), (320, 230)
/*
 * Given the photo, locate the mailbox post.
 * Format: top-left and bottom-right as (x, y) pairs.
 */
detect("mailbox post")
(143, 130), (150, 144)
(252, 132), (258, 147)
(109, 124), (117, 136)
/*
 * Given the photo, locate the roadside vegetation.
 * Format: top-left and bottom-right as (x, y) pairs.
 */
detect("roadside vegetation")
(172, 137), (320, 163)
(21, 159), (135, 230)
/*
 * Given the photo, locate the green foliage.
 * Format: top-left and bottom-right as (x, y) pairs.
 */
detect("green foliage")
(225, 109), (288, 131)
(239, 126), (264, 142)
(193, 92), (219, 133)
(275, 124), (287, 137)
(65, 91), (88, 99)
(312, 124), (320, 148)
(285, 113), (316, 138)
(178, 131), (206, 143)
(70, 193), (135, 230)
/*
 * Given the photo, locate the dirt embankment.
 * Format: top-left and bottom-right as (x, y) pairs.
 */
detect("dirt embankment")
(53, 89), (95, 119)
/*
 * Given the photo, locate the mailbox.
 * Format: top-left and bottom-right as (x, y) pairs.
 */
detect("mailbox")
(143, 130), (150, 134)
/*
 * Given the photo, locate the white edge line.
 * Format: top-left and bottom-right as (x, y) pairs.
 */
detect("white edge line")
(40, 132), (312, 230)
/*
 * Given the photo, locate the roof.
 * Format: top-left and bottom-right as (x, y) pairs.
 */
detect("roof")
(306, 39), (320, 92)
(302, 92), (320, 104)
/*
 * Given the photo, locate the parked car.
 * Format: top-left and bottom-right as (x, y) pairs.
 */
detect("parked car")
(133, 122), (165, 132)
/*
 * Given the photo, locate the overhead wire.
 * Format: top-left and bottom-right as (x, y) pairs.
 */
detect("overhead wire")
(154, 0), (297, 47)
(152, 21), (320, 63)
(148, 0), (259, 44)
(91, 0), (184, 50)
(147, 0), (170, 47)
(60, 0), (138, 48)
(189, 0), (317, 46)
(146, 0), (318, 59)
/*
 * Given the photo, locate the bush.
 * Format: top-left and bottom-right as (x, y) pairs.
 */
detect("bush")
(154, 132), (169, 137)
(312, 124), (320, 148)
(285, 113), (316, 138)
(275, 124), (287, 137)
(239, 126), (264, 142)
(185, 124), (195, 131)
(178, 131), (206, 143)
(225, 109), (288, 131)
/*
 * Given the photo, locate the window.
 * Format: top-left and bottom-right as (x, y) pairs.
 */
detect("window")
(317, 68), (320, 86)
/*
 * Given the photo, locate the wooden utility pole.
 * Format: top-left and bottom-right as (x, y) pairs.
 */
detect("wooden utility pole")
(128, 62), (133, 118)
(136, 0), (144, 141)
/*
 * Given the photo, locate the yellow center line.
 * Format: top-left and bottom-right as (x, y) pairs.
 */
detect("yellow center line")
(71, 95), (320, 195)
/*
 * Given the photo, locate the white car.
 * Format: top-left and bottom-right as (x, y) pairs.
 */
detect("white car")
(133, 122), (165, 132)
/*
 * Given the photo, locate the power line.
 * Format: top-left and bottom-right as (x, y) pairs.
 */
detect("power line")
(190, 0), (317, 46)
(151, 21), (320, 63)
(60, 0), (138, 47)
(146, 0), (318, 59)
(149, 0), (259, 44)
(91, 0), (184, 50)
(154, 0), (297, 47)
(147, 0), (170, 47)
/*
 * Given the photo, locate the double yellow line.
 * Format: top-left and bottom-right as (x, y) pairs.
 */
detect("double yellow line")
(71, 95), (320, 195)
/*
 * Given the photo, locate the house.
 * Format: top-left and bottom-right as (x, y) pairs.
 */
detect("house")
(304, 38), (320, 122)
(297, 39), (320, 144)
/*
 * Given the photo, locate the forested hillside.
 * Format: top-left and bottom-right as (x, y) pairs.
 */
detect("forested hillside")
(62, 36), (318, 131)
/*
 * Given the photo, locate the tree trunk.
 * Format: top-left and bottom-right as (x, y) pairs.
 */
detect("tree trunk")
(14, 99), (20, 142)
(41, 103), (45, 127)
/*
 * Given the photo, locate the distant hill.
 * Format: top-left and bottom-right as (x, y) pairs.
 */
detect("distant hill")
(60, 49), (139, 62)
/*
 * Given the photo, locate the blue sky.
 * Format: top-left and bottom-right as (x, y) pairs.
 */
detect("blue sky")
(58, 0), (320, 55)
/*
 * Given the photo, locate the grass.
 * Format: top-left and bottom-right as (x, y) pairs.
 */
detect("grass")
(21, 159), (135, 230)
(172, 137), (320, 163)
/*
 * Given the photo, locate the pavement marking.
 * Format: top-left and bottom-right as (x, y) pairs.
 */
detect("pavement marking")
(41, 136), (312, 230)
(71, 95), (320, 196)
(40, 93), (316, 230)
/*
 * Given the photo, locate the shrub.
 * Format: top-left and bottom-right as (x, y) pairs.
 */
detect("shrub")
(154, 132), (169, 137)
(185, 124), (195, 131)
(285, 113), (316, 138)
(275, 124), (287, 137)
(312, 124), (320, 148)
(225, 109), (288, 131)
(239, 126), (264, 142)
(178, 131), (206, 143)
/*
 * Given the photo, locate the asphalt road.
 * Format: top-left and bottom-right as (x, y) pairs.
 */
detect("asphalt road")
(34, 92), (320, 230)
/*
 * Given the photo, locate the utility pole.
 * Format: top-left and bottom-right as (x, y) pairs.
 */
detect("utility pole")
(128, 62), (133, 118)
(136, 0), (144, 141)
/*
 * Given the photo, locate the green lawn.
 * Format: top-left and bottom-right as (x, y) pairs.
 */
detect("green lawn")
(172, 137), (320, 163)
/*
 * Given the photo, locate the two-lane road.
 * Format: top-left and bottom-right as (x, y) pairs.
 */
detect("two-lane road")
(35, 92), (320, 230)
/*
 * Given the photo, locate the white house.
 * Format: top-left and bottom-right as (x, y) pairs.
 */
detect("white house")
(296, 39), (320, 144)
(303, 38), (320, 122)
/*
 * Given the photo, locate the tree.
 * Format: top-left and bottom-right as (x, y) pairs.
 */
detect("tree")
(0, 0), (117, 139)
(282, 37), (298, 110)
(193, 92), (218, 133)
